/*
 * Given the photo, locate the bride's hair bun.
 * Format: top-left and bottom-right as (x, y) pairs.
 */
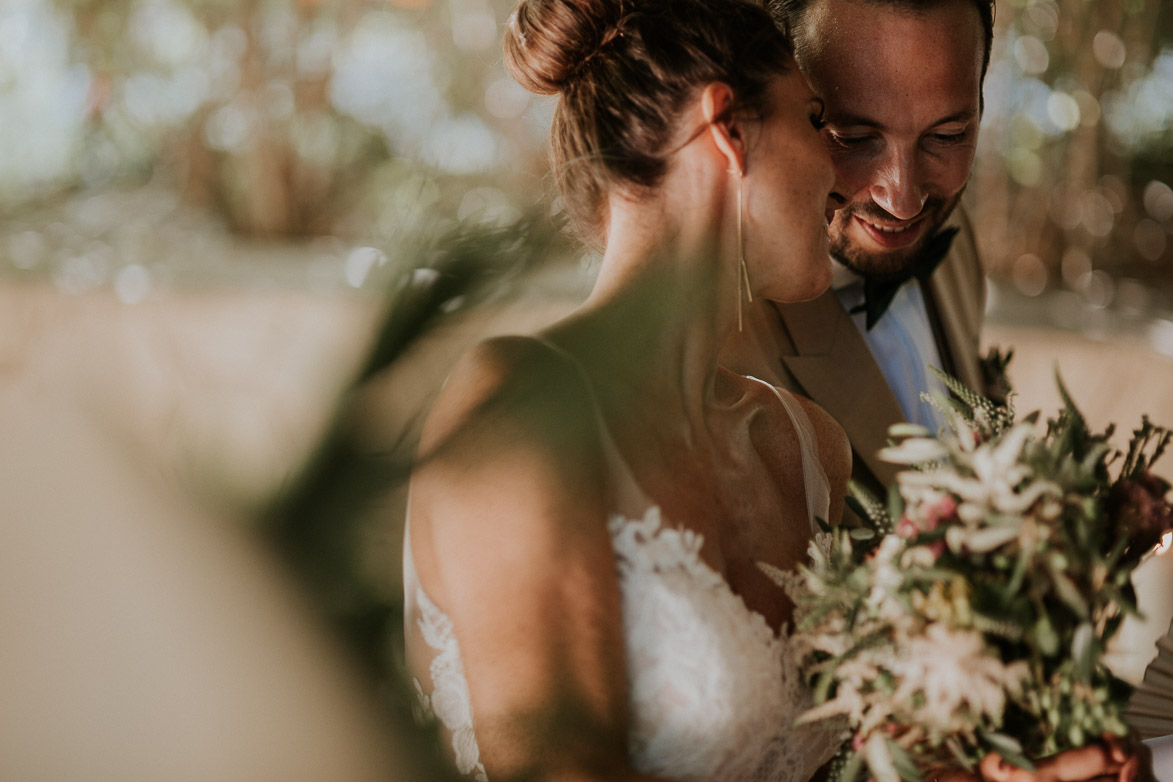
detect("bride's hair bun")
(504, 0), (619, 95)
(503, 0), (793, 245)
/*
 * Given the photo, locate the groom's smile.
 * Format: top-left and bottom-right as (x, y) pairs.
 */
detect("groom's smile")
(852, 212), (926, 250)
(828, 191), (960, 278)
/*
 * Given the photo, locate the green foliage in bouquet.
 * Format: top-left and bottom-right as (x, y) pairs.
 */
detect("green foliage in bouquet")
(766, 360), (1173, 782)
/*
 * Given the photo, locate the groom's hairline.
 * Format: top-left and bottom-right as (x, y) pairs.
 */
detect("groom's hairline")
(776, 0), (994, 86)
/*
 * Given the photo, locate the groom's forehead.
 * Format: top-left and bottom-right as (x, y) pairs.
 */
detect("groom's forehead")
(793, 0), (984, 104)
(793, 0), (984, 64)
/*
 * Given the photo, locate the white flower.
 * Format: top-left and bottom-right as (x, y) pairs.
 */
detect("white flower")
(946, 522), (1022, 554)
(900, 545), (938, 569)
(895, 423), (1061, 543)
(865, 536), (913, 621)
(879, 437), (947, 465)
(888, 623), (1028, 734)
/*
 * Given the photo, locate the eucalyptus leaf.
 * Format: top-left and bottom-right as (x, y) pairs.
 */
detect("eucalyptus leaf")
(1072, 622), (1096, 682)
(945, 737), (975, 772)
(814, 665), (838, 704)
(1006, 540), (1031, 595)
(1034, 613), (1060, 656)
(865, 733), (900, 782)
(836, 748), (865, 782)
(1047, 561), (1090, 619)
(979, 731), (1036, 772)
(888, 738), (923, 782)
(887, 484), (905, 526)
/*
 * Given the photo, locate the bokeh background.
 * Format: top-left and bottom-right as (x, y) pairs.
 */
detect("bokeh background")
(1, 0), (1172, 778)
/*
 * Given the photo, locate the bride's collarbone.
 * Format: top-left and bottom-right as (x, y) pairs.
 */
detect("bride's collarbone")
(604, 395), (800, 521)
(597, 397), (809, 632)
(620, 442), (802, 551)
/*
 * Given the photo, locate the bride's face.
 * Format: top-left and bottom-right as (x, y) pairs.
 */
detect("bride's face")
(743, 68), (843, 303)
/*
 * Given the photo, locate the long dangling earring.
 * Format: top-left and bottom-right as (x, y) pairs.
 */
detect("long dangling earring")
(737, 171), (753, 332)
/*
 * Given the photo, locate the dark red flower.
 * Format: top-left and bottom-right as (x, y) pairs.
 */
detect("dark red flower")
(1108, 471), (1173, 557)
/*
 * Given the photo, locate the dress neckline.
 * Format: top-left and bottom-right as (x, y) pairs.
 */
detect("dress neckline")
(608, 506), (792, 644)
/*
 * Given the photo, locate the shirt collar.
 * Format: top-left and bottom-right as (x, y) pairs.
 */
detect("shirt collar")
(831, 256), (863, 290)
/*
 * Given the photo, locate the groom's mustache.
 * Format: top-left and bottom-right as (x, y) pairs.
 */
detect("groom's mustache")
(843, 197), (951, 224)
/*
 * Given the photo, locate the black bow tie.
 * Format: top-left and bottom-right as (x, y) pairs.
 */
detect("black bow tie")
(850, 226), (959, 331)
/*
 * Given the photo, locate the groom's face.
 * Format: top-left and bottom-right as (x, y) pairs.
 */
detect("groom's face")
(793, 0), (984, 280)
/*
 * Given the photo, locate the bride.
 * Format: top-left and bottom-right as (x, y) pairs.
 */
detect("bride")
(403, 0), (850, 779)
(400, 0), (1143, 780)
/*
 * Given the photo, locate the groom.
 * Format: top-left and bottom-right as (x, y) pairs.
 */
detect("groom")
(724, 0), (992, 497)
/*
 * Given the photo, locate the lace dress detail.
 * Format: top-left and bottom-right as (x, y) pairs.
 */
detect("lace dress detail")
(411, 581), (488, 782)
(608, 507), (839, 782)
(403, 355), (840, 782)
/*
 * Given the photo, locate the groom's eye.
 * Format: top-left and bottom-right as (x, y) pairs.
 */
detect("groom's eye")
(929, 131), (967, 145)
(826, 131), (872, 148)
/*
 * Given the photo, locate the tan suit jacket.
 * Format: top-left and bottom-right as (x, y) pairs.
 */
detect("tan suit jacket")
(723, 206), (986, 496)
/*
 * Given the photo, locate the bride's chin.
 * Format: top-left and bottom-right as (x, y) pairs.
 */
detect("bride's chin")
(786, 265), (833, 303)
(750, 249), (832, 304)
(757, 278), (828, 305)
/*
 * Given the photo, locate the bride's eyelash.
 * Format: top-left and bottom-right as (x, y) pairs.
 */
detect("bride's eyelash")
(810, 102), (827, 130)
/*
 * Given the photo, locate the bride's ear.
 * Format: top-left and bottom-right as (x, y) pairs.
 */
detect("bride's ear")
(701, 82), (745, 176)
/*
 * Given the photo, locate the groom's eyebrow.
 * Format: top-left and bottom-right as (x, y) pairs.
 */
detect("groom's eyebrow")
(826, 109), (979, 128)
(824, 111), (883, 128)
(931, 110), (980, 126)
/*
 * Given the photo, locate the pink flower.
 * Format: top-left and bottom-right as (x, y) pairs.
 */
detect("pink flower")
(896, 496), (959, 540)
(896, 516), (919, 538)
(930, 495), (958, 524)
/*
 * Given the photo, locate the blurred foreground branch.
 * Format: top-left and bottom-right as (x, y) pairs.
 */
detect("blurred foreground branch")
(263, 212), (570, 695)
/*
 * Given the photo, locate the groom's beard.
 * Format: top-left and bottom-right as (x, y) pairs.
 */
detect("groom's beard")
(828, 188), (964, 281)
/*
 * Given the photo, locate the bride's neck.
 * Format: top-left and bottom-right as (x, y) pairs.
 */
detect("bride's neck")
(580, 181), (740, 413)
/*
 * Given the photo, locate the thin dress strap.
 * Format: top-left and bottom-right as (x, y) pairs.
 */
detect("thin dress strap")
(528, 335), (654, 519)
(745, 375), (831, 534)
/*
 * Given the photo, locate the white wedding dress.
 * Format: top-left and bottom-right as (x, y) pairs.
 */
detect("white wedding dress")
(403, 343), (842, 782)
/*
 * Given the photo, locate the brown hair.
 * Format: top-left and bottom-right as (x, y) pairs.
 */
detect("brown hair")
(770, 0), (995, 94)
(504, 0), (793, 244)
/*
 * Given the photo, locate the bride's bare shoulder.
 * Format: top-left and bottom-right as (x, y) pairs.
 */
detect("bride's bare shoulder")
(728, 370), (850, 482)
(417, 334), (599, 459)
(791, 395), (849, 465)
(791, 393), (851, 511)
(740, 377), (851, 522)
(408, 333), (617, 629)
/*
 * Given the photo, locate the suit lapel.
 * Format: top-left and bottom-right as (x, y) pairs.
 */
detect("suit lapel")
(923, 210), (984, 394)
(776, 292), (904, 488)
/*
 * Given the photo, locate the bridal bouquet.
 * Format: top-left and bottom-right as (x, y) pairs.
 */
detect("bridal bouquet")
(764, 366), (1173, 782)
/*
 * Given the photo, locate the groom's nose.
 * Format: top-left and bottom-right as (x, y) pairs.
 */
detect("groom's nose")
(867, 147), (928, 221)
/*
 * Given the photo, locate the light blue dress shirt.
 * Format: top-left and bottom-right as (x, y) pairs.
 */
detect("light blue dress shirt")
(833, 264), (948, 432)
(1149, 734), (1173, 782)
